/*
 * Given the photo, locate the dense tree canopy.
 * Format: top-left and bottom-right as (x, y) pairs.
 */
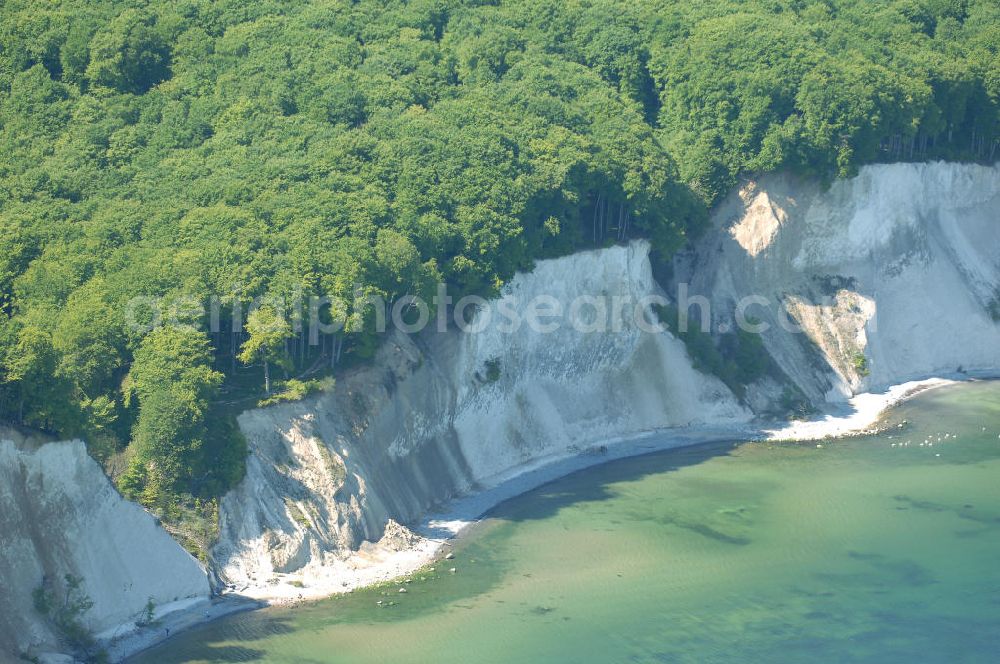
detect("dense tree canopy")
(0, 0), (997, 512)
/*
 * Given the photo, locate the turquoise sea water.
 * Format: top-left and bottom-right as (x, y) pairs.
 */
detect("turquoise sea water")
(134, 381), (1000, 663)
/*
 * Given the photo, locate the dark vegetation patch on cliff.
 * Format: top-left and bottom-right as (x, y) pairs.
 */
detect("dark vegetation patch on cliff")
(652, 304), (773, 399)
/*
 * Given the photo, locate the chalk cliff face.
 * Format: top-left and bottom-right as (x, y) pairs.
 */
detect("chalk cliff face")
(0, 431), (210, 659)
(676, 162), (1000, 405)
(2, 163), (998, 656)
(212, 162), (1000, 599)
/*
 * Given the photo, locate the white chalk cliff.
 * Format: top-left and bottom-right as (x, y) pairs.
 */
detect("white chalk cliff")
(676, 162), (1000, 406)
(211, 240), (749, 597)
(2, 162), (998, 658)
(0, 430), (210, 660)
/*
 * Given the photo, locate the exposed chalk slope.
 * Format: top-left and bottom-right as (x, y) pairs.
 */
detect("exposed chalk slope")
(0, 434), (210, 658)
(677, 161), (1000, 404)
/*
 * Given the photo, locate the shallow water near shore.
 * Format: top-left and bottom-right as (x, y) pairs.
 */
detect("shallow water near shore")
(133, 381), (1000, 663)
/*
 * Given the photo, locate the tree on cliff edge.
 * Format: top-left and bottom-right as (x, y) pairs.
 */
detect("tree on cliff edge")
(238, 306), (293, 394)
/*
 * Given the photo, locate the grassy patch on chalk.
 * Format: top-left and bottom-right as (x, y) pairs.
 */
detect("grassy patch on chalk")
(852, 351), (870, 377)
(258, 377), (335, 408)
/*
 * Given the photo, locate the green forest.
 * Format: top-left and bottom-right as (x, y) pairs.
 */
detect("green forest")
(1, 0), (997, 527)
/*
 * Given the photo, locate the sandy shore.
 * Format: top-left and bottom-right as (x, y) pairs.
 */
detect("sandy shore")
(762, 377), (959, 441)
(250, 377), (970, 605)
(103, 595), (261, 662)
(114, 375), (977, 661)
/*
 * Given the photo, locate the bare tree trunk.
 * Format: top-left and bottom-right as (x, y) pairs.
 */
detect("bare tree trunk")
(593, 194), (600, 244)
(264, 357), (271, 394)
(598, 197), (605, 242)
(603, 197), (609, 240)
(597, 197), (603, 243)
